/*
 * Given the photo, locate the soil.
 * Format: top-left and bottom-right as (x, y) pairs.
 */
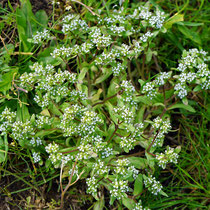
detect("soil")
(30, 0), (53, 15)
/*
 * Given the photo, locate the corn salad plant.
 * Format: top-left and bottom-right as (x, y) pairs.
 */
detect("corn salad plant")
(0, 0), (209, 209)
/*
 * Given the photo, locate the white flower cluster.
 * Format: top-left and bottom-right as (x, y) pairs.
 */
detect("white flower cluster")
(175, 48), (209, 98)
(120, 136), (136, 151)
(80, 42), (94, 54)
(51, 46), (77, 58)
(20, 62), (77, 107)
(19, 73), (36, 90)
(133, 40), (144, 55)
(61, 154), (72, 165)
(110, 179), (129, 199)
(113, 105), (134, 124)
(69, 90), (87, 101)
(130, 6), (166, 28)
(112, 62), (126, 76)
(69, 164), (79, 177)
(89, 28), (112, 47)
(138, 6), (152, 20)
(152, 117), (171, 147)
(132, 123), (144, 139)
(197, 63), (209, 77)
(142, 82), (156, 99)
(120, 123), (144, 152)
(140, 31), (154, 43)
(11, 120), (35, 141)
(101, 147), (113, 158)
(32, 29), (50, 44)
(75, 136), (107, 161)
(60, 105), (81, 125)
(155, 72), (171, 86)
(86, 176), (98, 196)
(79, 111), (103, 136)
(120, 44), (132, 57)
(149, 9), (166, 28)
(32, 152), (41, 163)
(109, 25), (126, 35)
(114, 159), (130, 176)
(142, 71), (171, 99)
(95, 48), (120, 65)
(104, 14), (126, 25)
(201, 76), (210, 90)
(113, 159), (139, 179)
(45, 143), (59, 154)
(0, 107), (16, 135)
(32, 63), (55, 76)
(101, 13), (130, 35)
(120, 80), (136, 105)
(62, 14), (89, 34)
(77, 143), (93, 160)
(144, 176), (163, 195)
(93, 160), (109, 175)
(52, 43), (94, 58)
(156, 147), (179, 169)
(20, 63), (55, 89)
(79, 135), (105, 153)
(133, 200), (150, 210)
(35, 115), (50, 128)
(62, 14), (76, 22)
(45, 143), (64, 166)
(34, 94), (50, 108)
(174, 83), (187, 99)
(130, 165), (139, 179)
(30, 137), (43, 147)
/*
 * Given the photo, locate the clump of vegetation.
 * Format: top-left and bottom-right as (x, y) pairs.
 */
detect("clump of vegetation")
(0, 0), (209, 209)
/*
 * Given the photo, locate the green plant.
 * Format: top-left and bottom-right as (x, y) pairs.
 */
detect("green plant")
(0, 0), (209, 209)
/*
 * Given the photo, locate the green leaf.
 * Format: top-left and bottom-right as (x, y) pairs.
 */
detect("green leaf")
(164, 13), (184, 29)
(182, 97), (188, 105)
(78, 67), (88, 82)
(0, 135), (8, 163)
(177, 25), (202, 45)
(168, 103), (196, 113)
(135, 105), (146, 123)
(138, 79), (145, 86)
(133, 174), (143, 196)
(127, 157), (147, 169)
(122, 197), (136, 210)
(59, 147), (78, 153)
(91, 89), (103, 103)
(40, 109), (51, 117)
(48, 103), (62, 116)
(16, 95), (30, 122)
(35, 129), (57, 138)
(0, 69), (17, 93)
(174, 146), (181, 154)
(146, 48), (153, 63)
(135, 96), (151, 105)
(93, 196), (105, 210)
(16, 0), (37, 51)
(153, 102), (165, 107)
(35, 10), (48, 28)
(159, 190), (168, 197)
(193, 85), (202, 92)
(166, 31), (184, 51)
(109, 196), (116, 205)
(176, 22), (204, 26)
(94, 68), (112, 84)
